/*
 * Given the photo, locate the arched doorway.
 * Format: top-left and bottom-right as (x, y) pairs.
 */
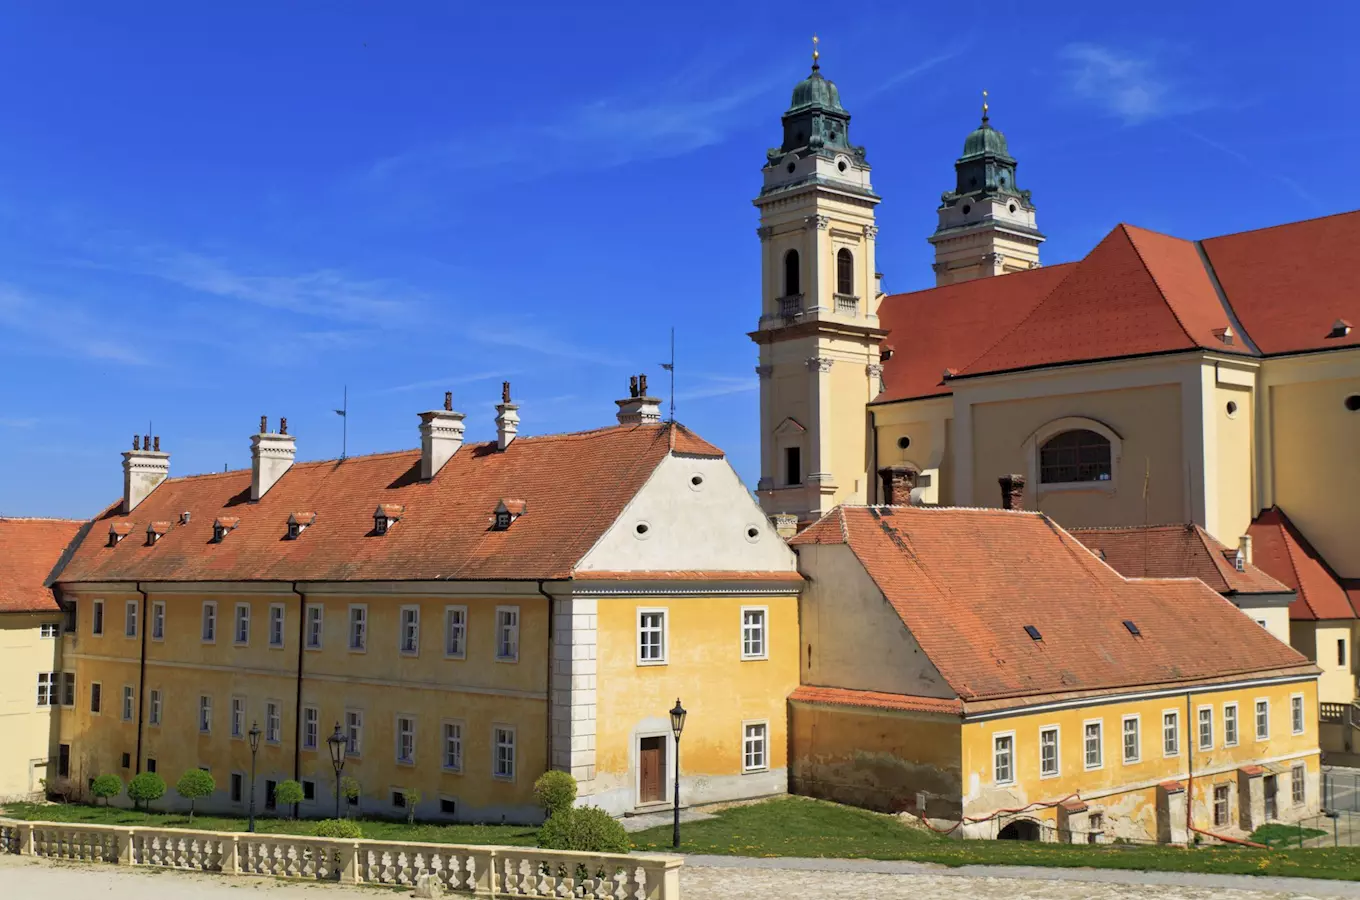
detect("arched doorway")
(997, 819), (1041, 841)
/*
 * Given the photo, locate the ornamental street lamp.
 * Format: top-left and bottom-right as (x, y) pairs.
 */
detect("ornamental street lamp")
(669, 698), (687, 850)
(327, 722), (348, 820)
(247, 722), (262, 833)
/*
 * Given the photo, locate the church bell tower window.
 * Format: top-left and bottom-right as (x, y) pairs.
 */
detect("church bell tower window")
(836, 249), (854, 296)
(783, 250), (800, 296)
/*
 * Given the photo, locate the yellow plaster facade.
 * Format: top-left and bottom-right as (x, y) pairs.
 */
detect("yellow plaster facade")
(0, 613), (64, 800)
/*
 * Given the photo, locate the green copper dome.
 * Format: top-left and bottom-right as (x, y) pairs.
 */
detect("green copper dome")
(788, 68), (845, 114)
(961, 120), (1010, 159)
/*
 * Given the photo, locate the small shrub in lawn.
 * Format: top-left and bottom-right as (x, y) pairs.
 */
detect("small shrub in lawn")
(274, 779), (305, 816)
(175, 770), (215, 822)
(127, 772), (167, 811)
(314, 818), (363, 839)
(90, 774), (123, 806)
(339, 776), (362, 817)
(404, 788), (422, 825)
(537, 806), (630, 854)
(533, 771), (578, 817)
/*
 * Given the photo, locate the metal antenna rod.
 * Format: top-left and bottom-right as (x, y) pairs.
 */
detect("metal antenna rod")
(659, 327), (676, 422)
(334, 386), (349, 459)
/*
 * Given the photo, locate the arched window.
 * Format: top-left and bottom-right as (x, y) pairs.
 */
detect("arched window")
(783, 249), (800, 296)
(1039, 430), (1112, 484)
(837, 248), (854, 296)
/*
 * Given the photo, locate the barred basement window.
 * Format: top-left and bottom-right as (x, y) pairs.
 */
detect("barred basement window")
(1039, 430), (1112, 484)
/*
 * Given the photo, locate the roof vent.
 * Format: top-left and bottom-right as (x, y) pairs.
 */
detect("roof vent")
(1023, 625), (1042, 641)
(491, 499), (527, 531)
(1328, 318), (1353, 339)
(1122, 620), (1141, 637)
(107, 521), (134, 547)
(180, 511), (191, 525)
(1212, 326), (1235, 346)
(146, 521), (171, 546)
(373, 504), (404, 536)
(1098, 549), (1108, 561)
(287, 512), (317, 540)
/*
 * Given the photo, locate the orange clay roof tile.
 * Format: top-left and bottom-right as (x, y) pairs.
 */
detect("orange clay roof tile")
(1070, 524), (1291, 595)
(0, 518), (86, 613)
(1247, 507), (1356, 621)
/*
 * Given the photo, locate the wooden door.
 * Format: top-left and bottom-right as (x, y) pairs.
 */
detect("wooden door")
(1264, 775), (1278, 820)
(639, 737), (665, 803)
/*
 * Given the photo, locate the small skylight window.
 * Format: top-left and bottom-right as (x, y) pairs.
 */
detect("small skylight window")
(211, 517), (240, 543)
(286, 512), (316, 540)
(1328, 318), (1352, 339)
(1023, 625), (1042, 641)
(146, 522), (170, 546)
(1233, 548), (1247, 572)
(1122, 620), (1141, 637)
(373, 504), (404, 536)
(108, 522), (134, 547)
(491, 499), (527, 532)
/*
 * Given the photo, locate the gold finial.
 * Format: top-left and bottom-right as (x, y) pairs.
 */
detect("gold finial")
(811, 34), (820, 70)
(982, 89), (990, 123)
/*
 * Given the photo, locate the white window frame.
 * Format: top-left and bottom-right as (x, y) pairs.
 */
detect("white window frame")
(1255, 698), (1270, 741)
(234, 602), (251, 646)
(266, 700), (282, 744)
(1213, 783), (1231, 826)
(1121, 714), (1141, 764)
(305, 603), (324, 650)
(742, 720), (770, 773)
(345, 708), (363, 757)
(1198, 705), (1214, 751)
(399, 605), (421, 656)
(1083, 719), (1104, 770)
(442, 719), (464, 773)
(230, 695), (245, 739)
(740, 605), (769, 660)
(1223, 702), (1239, 747)
(62, 671), (76, 708)
(125, 600), (138, 638)
(1290, 693), (1305, 735)
(151, 600), (165, 641)
(495, 606), (519, 663)
(992, 730), (1015, 785)
(268, 603), (285, 648)
(40, 622), (60, 638)
(122, 684), (135, 722)
(199, 694), (213, 735)
(201, 601), (217, 643)
(348, 604), (368, 652)
(395, 714), (416, 765)
(92, 599), (105, 636)
(302, 706), (319, 751)
(36, 672), (54, 707)
(1039, 725), (1060, 778)
(444, 605), (467, 659)
(492, 724), (516, 780)
(637, 607), (668, 666)
(1162, 709), (1180, 757)
(149, 688), (162, 726)
(1292, 763), (1306, 806)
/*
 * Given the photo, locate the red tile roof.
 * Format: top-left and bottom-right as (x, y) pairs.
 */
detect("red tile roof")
(789, 685), (963, 716)
(0, 518), (85, 613)
(1247, 507), (1357, 621)
(1069, 524), (1291, 596)
(573, 570), (804, 583)
(57, 422), (726, 585)
(791, 506), (1313, 704)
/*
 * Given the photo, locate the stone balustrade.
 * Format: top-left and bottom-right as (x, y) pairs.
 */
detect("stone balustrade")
(0, 818), (682, 898)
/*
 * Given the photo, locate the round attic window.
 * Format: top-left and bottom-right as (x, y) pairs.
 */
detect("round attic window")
(689, 474), (705, 491)
(897, 436), (911, 450)
(837, 160), (848, 172)
(1009, 203), (1018, 213)
(633, 521), (651, 540)
(786, 162), (796, 174)
(1346, 394), (1360, 412)
(962, 204), (972, 215)
(744, 525), (761, 543)
(1226, 400), (1238, 418)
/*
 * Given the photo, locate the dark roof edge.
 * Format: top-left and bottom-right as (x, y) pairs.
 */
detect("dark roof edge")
(1194, 240), (1263, 356)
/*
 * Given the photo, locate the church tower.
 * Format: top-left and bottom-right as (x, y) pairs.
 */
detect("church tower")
(751, 40), (885, 524)
(928, 93), (1044, 286)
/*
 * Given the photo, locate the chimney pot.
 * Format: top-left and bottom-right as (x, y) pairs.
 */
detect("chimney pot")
(122, 433), (170, 513)
(443, 391), (452, 412)
(495, 384), (520, 451)
(998, 474), (1026, 510)
(259, 415), (268, 434)
(251, 420), (296, 500)
(280, 417), (288, 436)
(133, 434), (140, 451)
(879, 465), (918, 506)
(616, 375), (662, 425)
(419, 397), (467, 479)
(152, 436), (160, 452)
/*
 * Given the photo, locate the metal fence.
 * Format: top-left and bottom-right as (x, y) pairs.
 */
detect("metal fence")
(1323, 768), (1360, 812)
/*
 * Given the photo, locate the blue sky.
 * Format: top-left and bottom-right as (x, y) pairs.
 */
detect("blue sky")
(1, 2), (1355, 517)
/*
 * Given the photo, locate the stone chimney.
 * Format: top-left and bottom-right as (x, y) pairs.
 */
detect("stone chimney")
(495, 382), (519, 451)
(251, 416), (296, 501)
(879, 465), (917, 506)
(419, 391), (466, 479)
(616, 374), (663, 425)
(999, 474), (1025, 510)
(771, 513), (799, 540)
(122, 433), (170, 513)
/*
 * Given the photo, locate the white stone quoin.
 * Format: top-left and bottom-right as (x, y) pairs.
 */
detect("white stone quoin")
(250, 417), (296, 500)
(419, 393), (466, 479)
(122, 434), (170, 513)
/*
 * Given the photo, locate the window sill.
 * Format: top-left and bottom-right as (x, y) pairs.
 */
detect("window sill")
(444, 653), (467, 661)
(495, 657), (519, 664)
(396, 760), (415, 768)
(268, 644), (285, 651)
(1040, 771), (1060, 780)
(636, 660), (668, 667)
(1037, 480), (1115, 495)
(740, 654), (769, 662)
(742, 767), (770, 775)
(492, 775), (516, 783)
(442, 767), (463, 776)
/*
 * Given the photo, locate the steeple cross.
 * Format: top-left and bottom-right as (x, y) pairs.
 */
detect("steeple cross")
(812, 34), (820, 70)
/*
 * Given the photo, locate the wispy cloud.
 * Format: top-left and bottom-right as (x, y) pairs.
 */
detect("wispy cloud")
(0, 283), (146, 365)
(363, 370), (514, 398)
(676, 375), (757, 403)
(862, 49), (964, 102)
(0, 416), (38, 428)
(1058, 43), (1210, 125)
(463, 322), (624, 367)
(1180, 127), (1325, 212)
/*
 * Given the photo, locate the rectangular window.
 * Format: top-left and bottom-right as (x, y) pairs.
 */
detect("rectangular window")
(346, 709), (363, 756)
(348, 605), (367, 651)
(638, 609), (666, 664)
(199, 695), (212, 734)
(743, 722), (769, 772)
(40, 623), (60, 638)
(785, 446), (801, 486)
(1040, 727), (1059, 777)
(305, 604), (323, 649)
(303, 706), (318, 750)
(1224, 703), (1239, 746)
(1087, 812), (1103, 844)
(1163, 710), (1180, 756)
(268, 604), (285, 648)
(1255, 699), (1270, 741)
(90, 681), (102, 714)
(303, 780), (315, 801)
(122, 685), (134, 721)
(230, 773), (243, 803)
(1122, 715), (1140, 764)
(1214, 784), (1230, 826)
(234, 603), (251, 645)
(125, 600), (138, 637)
(1292, 764), (1306, 806)
(58, 744), (70, 777)
(121, 753), (131, 769)
(145, 757), (156, 774)
(266, 701), (281, 744)
(993, 733), (1014, 784)
(62, 672), (76, 707)
(231, 696), (245, 738)
(396, 715), (415, 764)
(36, 672), (54, 707)
(63, 600), (77, 634)
(440, 798), (457, 816)
(443, 721), (463, 772)
(444, 606), (467, 658)
(496, 607), (519, 662)
(1340, 638), (1348, 668)
(92, 599), (104, 636)
(493, 726), (516, 780)
(1291, 694), (1305, 735)
(399, 606), (420, 655)
(1198, 706), (1214, 750)
(151, 601), (165, 640)
(741, 607), (768, 660)
(1084, 721), (1103, 769)
(201, 601), (217, 642)
(149, 689), (162, 726)
(391, 790), (407, 809)
(265, 779), (277, 811)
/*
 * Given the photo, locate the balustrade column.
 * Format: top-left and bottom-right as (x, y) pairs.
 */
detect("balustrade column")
(117, 828), (135, 865)
(17, 823), (34, 856)
(222, 835), (239, 874)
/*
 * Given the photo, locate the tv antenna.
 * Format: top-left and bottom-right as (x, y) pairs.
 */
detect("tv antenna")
(659, 327), (676, 422)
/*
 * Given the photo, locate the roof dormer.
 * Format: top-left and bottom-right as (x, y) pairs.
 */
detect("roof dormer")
(492, 499), (527, 531)
(287, 512), (316, 540)
(374, 504), (404, 536)
(146, 521), (171, 546)
(108, 521), (134, 547)
(212, 516), (240, 543)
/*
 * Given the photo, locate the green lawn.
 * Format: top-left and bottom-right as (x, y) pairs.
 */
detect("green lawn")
(630, 796), (1360, 881)
(1249, 822), (1328, 848)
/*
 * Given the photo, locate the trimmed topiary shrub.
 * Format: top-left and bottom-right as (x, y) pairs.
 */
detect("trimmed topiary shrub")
(175, 769), (215, 822)
(90, 774), (123, 806)
(533, 771), (578, 817)
(274, 779), (305, 816)
(537, 806), (630, 854)
(128, 771), (166, 811)
(314, 818), (363, 839)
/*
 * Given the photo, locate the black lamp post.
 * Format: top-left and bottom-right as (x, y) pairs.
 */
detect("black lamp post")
(327, 722), (348, 820)
(669, 698), (687, 850)
(247, 722), (262, 832)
